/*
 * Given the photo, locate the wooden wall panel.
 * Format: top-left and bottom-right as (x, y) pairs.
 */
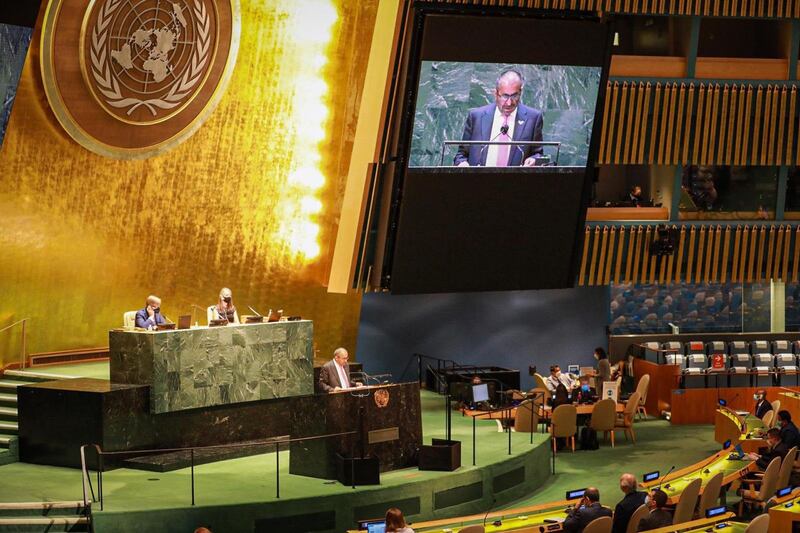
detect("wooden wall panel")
(598, 82), (800, 166)
(578, 223), (800, 286)
(437, 0), (800, 17)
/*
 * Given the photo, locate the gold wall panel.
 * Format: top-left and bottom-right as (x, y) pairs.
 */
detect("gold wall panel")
(0, 0), (379, 366)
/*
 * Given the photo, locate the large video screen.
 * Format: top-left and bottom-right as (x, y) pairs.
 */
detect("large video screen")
(384, 11), (611, 294)
(410, 61), (601, 168)
(0, 24), (33, 149)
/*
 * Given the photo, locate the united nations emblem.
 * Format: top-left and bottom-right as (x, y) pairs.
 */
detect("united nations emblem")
(40, 0), (240, 158)
(374, 388), (390, 409)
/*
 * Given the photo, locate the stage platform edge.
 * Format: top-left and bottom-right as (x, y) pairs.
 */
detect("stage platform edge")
(91, 436), (552, 533)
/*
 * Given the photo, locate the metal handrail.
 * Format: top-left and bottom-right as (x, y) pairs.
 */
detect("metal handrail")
(79, 430), (359, 509)
(0, 317), (29, 369)
(81, 444), (100, 520)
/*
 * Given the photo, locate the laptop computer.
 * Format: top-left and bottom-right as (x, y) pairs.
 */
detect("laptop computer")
(728, 443), (745, 460)
(268, 309), (283, 322)
(245, 306), (265, 323)
(177, 315), (192, 330)
(156, 322), (176, 331)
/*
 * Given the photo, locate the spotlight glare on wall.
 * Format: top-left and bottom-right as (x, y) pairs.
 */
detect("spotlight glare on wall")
(277, 0), (338, 261)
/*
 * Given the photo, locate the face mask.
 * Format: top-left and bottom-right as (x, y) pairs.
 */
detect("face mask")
(555, 372), (561, 378)
(754, 394), (761, 401)
(582, 385), (590, 392)
(594, 354), (599, 360)
(153, 307), (160, 313)
(644, 495), (651, 506)
(223, 297), (232, 304)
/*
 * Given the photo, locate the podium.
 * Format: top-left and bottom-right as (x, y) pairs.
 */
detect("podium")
(289, 382), (422, 480)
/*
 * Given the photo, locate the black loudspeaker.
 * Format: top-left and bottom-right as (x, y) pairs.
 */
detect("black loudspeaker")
(418, 439), (461, 471)
(336, 454), (380, 486)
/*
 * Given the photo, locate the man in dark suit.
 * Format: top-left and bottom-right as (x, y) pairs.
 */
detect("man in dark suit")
(563, 487), (612, 533)
(637, 489), (672, 531)
(318, 347), (357, 393)
(753, 390), (772, 419)
(454, 69), (544, 167)
(134, 295), (166, 330)
(612, 474), (647, 533)
(746, 428), (789, 470)
(777, 410), (800, 448)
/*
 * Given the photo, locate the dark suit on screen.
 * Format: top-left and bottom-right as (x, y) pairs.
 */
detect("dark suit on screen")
(453, 103), (544, 167)
(563, 503), (612, 533)
(318, 359), (349, 393)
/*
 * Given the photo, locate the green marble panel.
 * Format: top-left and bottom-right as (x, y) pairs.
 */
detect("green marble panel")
(109, 321), (314, 413)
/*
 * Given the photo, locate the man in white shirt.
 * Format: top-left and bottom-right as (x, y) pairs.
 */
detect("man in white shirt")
(545, 364), (577, 393)
(454, 68), (544, 167)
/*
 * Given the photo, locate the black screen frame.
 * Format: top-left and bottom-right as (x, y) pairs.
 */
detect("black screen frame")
(381, 3), (614, 293)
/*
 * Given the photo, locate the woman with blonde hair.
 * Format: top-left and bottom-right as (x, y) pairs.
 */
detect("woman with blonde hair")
(385, 507), (414, 533)
(207, 287), (240, 325)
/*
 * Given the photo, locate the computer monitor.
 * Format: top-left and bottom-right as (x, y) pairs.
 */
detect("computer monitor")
(642, 471), (659, 483)
(367, 522), (386, 533)
(705, 505), (727, 518)
(472, 383), (489, 403)
(567, 365), (579, 375)
(566, 488), (586, 500)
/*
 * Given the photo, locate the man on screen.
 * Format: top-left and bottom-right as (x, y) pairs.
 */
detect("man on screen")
(454, 68), (543, 167)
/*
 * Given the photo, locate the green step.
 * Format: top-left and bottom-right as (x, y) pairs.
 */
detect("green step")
(0, 421), (17, 432)
(0, 517), (89, 526)
(0, 380), (32, 391)
(0, 393), (17, 404)
(3, 369), (78, 382)
(0, 407), (18, 418)
(0, 436), (11, 446)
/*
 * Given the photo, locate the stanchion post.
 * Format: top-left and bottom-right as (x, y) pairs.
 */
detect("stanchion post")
(472, 416), (476, 466)
(530, 398), (535, 444)
(276, 441), (281, 499)
(507, 406), (512, 455)
(98, 453), (104, 511)
(190, 449), (195, 506)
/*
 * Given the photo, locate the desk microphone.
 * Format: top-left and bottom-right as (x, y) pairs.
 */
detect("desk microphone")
(658, 465), (675, 491)
(247, 305), (263, 317)
(483, 497), (501, 528)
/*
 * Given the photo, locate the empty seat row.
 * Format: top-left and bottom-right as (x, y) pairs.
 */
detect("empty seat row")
(644, 340), (800, 358)
(641, 339), (800, 388)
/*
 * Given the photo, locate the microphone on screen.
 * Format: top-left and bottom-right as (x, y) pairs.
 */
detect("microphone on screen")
(658, 465), (676, 491)
(477, 130), (507, 162)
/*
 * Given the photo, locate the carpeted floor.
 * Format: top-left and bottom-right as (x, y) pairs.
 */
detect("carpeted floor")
(2, 361), (725, 519)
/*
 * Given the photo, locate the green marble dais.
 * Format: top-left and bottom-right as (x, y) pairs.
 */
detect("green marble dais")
(109, 321), (314, 414)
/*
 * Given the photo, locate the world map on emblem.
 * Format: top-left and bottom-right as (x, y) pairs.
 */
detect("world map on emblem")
(85, 0), (214, 123)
